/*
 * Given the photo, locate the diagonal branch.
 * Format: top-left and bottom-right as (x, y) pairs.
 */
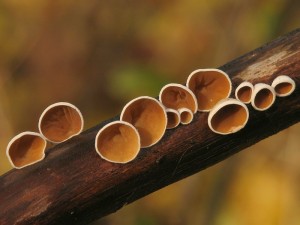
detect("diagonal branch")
(1, 28), (300, 225)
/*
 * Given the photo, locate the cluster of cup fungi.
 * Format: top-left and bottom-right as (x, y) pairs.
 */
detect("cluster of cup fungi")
(6, 69), (296, 169)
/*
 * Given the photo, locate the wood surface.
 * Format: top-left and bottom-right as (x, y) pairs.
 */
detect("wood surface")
(1, 28), (300, 225)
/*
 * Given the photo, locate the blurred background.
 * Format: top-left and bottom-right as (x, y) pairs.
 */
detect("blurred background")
(0, 0), (300, 224)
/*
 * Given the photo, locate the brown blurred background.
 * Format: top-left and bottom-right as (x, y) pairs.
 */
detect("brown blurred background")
(0, 0), (300, 224)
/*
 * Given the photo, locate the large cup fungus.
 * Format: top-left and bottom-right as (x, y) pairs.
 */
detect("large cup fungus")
(95, 121), (140, 163)
(120, 96), (167, 148)
(208, 98), (249, 135)
(6, 132), (47, 169)
(39, 102), (84, 143)
(187, 69), (232, 111)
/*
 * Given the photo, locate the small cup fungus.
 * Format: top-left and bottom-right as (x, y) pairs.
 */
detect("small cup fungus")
(271, 75), (296, 97)
(251, 83), (276, 111)
(120, 96), (167, 148)
(95, 121), (140, 164)
(178, 108), (193, 125)
(208, 98), (249, 135)
(38, 102), (84, 143)
(159, 83), (198, 113)
(187, 69), (232, 111)
(165, 108), (181, 129)
(6, 131), (47, 169)
(235, 81), (253, 104)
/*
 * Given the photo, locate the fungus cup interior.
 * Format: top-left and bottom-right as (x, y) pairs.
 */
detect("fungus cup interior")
(8, 134), (46, 168)
(274, 82), (293, 95)
(160, 85), (197, 112)
(237, 86), (252, 103)
(188, 70), (231, 111)
(40, 104), (83, 142)
(211, 104), (247, 134)
(166, 110), (180, 129)
(96, 122), (140, 163)
(179, 109), (193, 124)
(121, 97), (166, 147)
(254, 89), (274, 109)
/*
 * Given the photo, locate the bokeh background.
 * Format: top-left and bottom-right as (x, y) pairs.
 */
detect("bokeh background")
(0, 0), (300, 224)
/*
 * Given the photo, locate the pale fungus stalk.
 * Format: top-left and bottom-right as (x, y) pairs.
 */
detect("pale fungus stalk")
(178, 108), (193, 125)
(95, 121), (140, 164)
(38, 102), (84, 143)
(251, 83), (276, 111)
(6, 131), (47, 169)
(208, 98), (249, 135)
(159, 83), (198, 113)
(271, 75), (296, 97)
(120, 96), (167, 148)
(187, 69), (232, 112)
(165, 108), (181, 129)
(235, 81), (253, 104)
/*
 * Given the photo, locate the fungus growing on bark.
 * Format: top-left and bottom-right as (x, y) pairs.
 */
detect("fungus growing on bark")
(178, 108), (193, 125)
(271, 75), (296, 97)
(159, 83), (198, 113)
(251, 83), (276, 111)
(6, 132), (47, 169)
(165, 108), (180, 129)
(95, 121), (140, 163)
(187, 69), (232, 111)
(120, 96), (167, 148)
(235, 81), (253, 104)
(208, 98), (249, 135)
(38, 102), (84, 143)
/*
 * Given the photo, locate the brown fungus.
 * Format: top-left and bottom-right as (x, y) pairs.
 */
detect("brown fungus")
(235, 81), (253, 104)
(271, 75), (296, 97)
(38, 102), (84, 143)
(165, 108), (181, 129)
(159, 83), (198, 113)
(6, 132), (47, 169)
(95, 121), (140, 164)
(251, 83), (276, 111)
(208, 98), (249, 135)
(187, 69), (232, 111)
(120, 96), (167, 148)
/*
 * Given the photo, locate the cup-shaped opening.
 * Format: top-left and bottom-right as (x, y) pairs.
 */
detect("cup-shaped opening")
(187, 69), (232, 111)
(120, 96), (167, 148)
(271, 75), (296, 97)
(6, 132), (47, 169)
(251, 84), (276, 111)
(39, 102), (84, 143)
(165, 108), (180, 129)
(178, 108), (193, 125)
(235, 82), (253, 104)
(95, 121), (140, 164)
(208, 98), (249, 135)
(159, 83), (198, 113)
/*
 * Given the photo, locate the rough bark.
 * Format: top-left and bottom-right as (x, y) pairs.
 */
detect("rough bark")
(1, 28), (300, 225)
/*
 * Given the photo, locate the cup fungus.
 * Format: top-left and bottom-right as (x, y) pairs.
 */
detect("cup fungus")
(6, 131), (47, 169)
(187, 69), (232, 111)
(251, 83), (276, 111)
(159, 83), (198, 113)
(38, 102), (84, 143)
(120, 96), (167, 148)
(95, 121), (140, 164)
(165, 108), (181, 129)
(235, 81), (253, 104)
(271, 75), (296, 97)
(208, 98), (249, 135)
(178, 108), (193, 125)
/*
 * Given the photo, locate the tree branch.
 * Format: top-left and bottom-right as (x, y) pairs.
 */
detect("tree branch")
(1, 28), (300, 225)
